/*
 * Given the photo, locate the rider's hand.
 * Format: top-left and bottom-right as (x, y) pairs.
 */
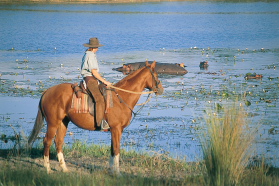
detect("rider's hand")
(105, 81), (112, 87)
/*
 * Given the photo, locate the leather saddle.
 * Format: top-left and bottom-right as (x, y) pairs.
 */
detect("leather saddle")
(71, 81), (112, 115)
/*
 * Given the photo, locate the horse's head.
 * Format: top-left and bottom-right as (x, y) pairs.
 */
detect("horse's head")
(145, 61), (164, 95)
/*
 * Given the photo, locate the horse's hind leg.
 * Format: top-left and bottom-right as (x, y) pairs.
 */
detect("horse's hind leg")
(55, 118), (69, 172)
(43, 124), (57, 174)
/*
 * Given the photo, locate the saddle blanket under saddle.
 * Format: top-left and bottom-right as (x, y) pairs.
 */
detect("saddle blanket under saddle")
(70, 82), (113, 115)
(71, 93), (91, 114)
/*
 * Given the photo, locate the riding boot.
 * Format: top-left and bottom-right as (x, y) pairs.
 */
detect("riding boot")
(84, 76), (109, 130)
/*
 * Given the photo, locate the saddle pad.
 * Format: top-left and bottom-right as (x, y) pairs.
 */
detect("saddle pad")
(71, 93), (89, 113)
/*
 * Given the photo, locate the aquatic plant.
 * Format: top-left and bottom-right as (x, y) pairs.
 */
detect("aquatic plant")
(200, 102), (256, 186)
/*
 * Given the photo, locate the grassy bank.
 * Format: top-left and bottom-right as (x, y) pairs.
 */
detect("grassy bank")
(1, 141), (278, 186)
(0, 141), (203, 186)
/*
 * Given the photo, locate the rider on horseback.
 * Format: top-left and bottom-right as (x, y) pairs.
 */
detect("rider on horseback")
(81, 37), (111, 130)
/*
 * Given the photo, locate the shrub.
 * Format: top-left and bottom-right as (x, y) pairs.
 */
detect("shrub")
(200, 102), (255, 186)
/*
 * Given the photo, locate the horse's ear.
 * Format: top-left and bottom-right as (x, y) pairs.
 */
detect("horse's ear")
(145, 60), (150, 66)
(151, 60), (157, 70)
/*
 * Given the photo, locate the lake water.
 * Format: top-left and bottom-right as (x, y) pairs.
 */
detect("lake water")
(1, 1), (279, 165)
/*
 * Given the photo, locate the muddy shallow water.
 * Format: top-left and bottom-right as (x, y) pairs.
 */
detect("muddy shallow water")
(1, 1), (279, 166)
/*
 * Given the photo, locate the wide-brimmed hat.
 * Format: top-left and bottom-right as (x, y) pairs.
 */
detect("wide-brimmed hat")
(83, 38), (104, 48)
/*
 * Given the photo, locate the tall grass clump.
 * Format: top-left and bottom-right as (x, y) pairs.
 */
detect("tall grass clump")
(200, 102), (256, 186)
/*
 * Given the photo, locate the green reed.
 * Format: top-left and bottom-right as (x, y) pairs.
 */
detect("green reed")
(200, 101), (256, 186)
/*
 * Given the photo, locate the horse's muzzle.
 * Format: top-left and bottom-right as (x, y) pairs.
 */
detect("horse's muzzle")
(154, 85), (164, 95)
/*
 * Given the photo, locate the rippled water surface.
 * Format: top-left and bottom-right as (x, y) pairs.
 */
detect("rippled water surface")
(1, 1), (279, 165)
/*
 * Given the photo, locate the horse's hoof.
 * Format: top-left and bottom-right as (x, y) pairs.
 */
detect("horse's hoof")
(62, 168), (70, 173)
(109, 169), (122, 177)
(46, 169), (54, 174)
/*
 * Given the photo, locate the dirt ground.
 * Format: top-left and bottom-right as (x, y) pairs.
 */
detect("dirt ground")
(0, 147), (114, 176)
(0, 155), (104, 175)
(0, 148), (190, 179)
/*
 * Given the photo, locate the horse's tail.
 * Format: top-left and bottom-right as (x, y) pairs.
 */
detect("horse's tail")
(28, 95), (45, 148)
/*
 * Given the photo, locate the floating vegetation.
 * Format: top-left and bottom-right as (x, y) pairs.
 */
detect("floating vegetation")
(0, 79), (45, 97)
(245, 100), (251, 106)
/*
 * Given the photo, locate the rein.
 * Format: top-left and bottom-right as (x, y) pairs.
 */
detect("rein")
(108, 66), (161, 95)
(109, 88), (152, 116)
(109, 85), (155, 94)
(113, 90), (152, 125)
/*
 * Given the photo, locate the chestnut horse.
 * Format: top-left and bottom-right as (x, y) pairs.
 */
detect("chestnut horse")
(28, 61), (163, 174)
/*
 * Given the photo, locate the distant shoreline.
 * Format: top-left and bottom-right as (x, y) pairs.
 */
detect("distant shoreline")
(0, 0), (189, 4)
(1, 0), (277, 5)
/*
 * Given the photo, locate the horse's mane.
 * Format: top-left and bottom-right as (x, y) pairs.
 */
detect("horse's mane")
(114, 66), (148, 88)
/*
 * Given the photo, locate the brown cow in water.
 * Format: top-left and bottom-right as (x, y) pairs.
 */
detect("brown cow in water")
(113, 61), (188, 75)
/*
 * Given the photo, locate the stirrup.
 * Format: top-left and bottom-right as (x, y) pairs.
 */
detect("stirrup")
(100, 120), (110, 131)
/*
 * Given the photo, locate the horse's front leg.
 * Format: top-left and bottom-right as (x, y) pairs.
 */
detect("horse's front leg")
(109, 126), (122, 175)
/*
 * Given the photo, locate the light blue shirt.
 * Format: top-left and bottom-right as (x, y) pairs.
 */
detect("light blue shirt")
(81, 51), (99, 78)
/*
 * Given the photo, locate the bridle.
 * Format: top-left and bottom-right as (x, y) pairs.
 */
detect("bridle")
(146, 66), (161, 94)
(109, 66), (161, 95)
(107, 66), (162, 119)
